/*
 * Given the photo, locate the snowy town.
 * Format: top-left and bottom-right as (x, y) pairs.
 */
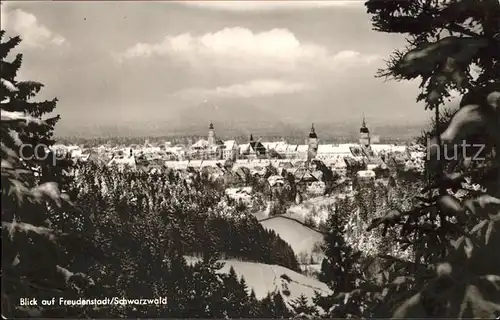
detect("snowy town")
(55, 118), (425, 186)
(3, 0), (498, 318)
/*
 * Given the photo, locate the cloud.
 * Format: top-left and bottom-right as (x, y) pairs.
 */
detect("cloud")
(180, 0), (363, 11)
(174, 79), (311, 99)
(1, 8), (67, 48)
(117, 27), (380, 71)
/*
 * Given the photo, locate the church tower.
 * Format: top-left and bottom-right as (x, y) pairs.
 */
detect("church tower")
(208, 121), (215, 146)
(359, 114), (371, 147)
(307, 123), (319, 160)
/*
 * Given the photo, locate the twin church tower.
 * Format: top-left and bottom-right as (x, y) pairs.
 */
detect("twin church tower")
(307, 116), (371, 158)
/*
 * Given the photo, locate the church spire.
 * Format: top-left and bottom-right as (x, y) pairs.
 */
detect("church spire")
(360, 113), (369, 133)
(308, 123), (317, 138)
(359, 113), (371, 147)
(209, 121), (214, 130)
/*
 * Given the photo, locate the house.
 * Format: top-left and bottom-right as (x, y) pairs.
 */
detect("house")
(249, 141), (267, 159)
(164, 160), (189, 171)
(241, 135), (267, 159)
(222, 140), (239, 160)
(293, 164), (319, 185)
(107, 155), (136, 171)
(187, 160), (203, 170)
(316, 144), (354, 160)
(356, 170), (376, 182)
(267, 175), (285, 187)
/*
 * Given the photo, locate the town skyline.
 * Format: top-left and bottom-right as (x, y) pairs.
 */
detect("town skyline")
(1, 0), (458, 138)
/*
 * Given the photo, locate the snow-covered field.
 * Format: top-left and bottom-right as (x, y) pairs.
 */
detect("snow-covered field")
(259, 216), (324, 264)
(184, 256), (332, 306)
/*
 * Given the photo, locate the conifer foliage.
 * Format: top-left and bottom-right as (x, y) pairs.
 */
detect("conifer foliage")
(363, 1), (500, 318)
(1, 31), (92, 318)
(315, 199), (363, 318)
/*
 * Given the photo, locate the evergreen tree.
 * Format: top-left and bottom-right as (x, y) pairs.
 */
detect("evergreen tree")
(259, 292), (275, 318)
(291, 294), (318, 316)
(317, 200), (363, 318)
(237, 276), (250, 317)
(165, 255), (191, 318)
(362, 0), (500, 318)
(188, 253), (226, 318)
(273, 292), (292, 319)
(1, 30), (91, 318)
(247, 289), (261, 317)
(221, 266), (241, 317)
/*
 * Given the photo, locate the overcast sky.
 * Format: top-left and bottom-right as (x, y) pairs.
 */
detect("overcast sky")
(1, 0), (433, 136)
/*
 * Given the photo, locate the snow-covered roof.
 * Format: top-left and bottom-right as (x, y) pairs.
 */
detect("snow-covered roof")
(224, 140), (237, 149)
(317, 144), (353, 155)
(357, 170), (376, 178)
(200, 160), (220, 168)
(332, 158), (347, 168)
(268, 175), (285, 187)
(296, 145), (309, 152)
(108, 156), (136, 168)
(239, 143), (250, 153)
(235, 159), (250, 165)
(192, 139), (209, 149)
(286, 144), (298, 152)
(371, 144), (408, 154)
(370, 144), (393, 153)
(188, 160), (203, 168)
(392, 146), (408, 153)
(274, 142), (289, 153)
(259, 159), (271, 166)
(280, 161), (294, 169)
(164, 161), (189, 170)
(262, 142), (277, 150)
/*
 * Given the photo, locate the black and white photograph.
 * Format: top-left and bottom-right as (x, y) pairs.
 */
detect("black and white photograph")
(1, 0), (499, 318)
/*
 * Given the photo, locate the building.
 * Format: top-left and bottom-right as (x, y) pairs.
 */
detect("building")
(222, 140), (239, 161)
(107, 154), (137, 171)
(359, 115), (371, 148)
(208, 122), (215, 146)
(307, 123), (319, 160)
(241, 134), (267, 159)
(189, 122), (225, 160)
(316, 144), (354, 160)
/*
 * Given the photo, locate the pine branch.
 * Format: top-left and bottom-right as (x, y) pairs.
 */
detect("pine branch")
(0, 54), (23, 80)
(0, 36), (22, 60)
(2, 222), (60, 242)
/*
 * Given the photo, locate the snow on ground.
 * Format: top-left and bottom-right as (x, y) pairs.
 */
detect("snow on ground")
(253, 196), (339, 226)
(184, 256), (332, 306)
(284, 196), (337, 225)
(301, 263), (322, 278)
(259, 216), (324, 264)
(252, 202), (271, 220)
